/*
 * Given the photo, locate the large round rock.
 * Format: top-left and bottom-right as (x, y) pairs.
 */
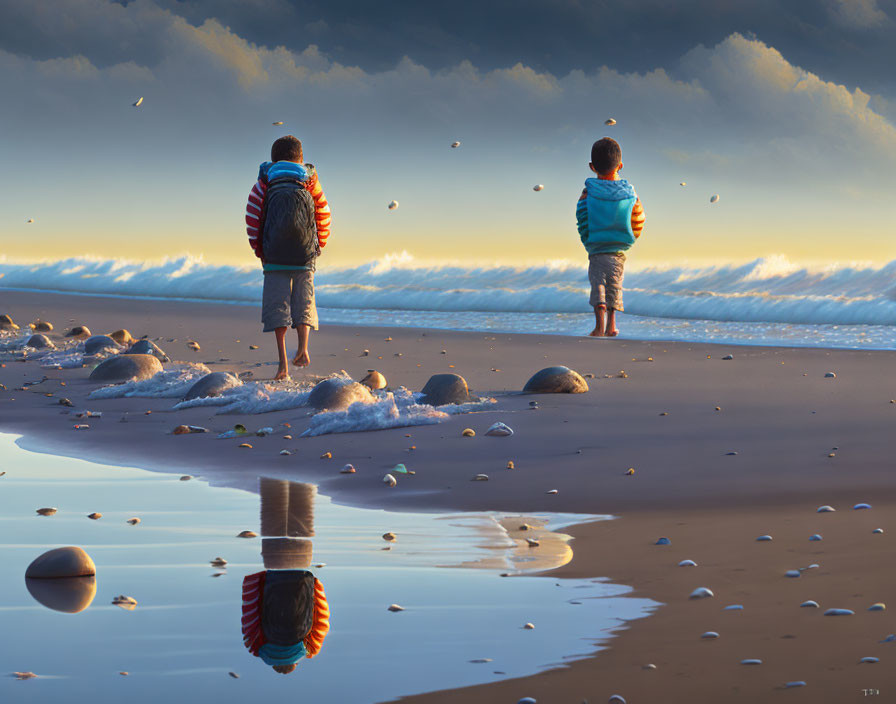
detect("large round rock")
(308, 377), (373, 411)
(89, 354), (162, 383)
(0, 314), (19, 331)
(26, 576), (97, 613)
(65, 325), (91, 338)
(126, 339), (170, 362)
(84, 335), (119, 355)
(182, 371), (241, 401)
(420, 373), (471, 405)
(26, 546), (96, 579)
(25, 333), (55, 349)
(523, 366), (589, 394)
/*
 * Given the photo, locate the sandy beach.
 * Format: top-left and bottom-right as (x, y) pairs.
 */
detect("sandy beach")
(2, 288), (895, 702)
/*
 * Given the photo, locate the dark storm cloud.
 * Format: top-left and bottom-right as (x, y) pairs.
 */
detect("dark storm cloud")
(138, 0), (896, 93)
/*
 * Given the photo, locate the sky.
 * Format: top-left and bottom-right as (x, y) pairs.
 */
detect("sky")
(1, 0), (895, 268)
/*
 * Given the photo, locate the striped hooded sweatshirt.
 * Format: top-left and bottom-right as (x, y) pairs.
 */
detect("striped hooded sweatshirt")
(246, 161), (331, 264)
(576, 177), (645, 255)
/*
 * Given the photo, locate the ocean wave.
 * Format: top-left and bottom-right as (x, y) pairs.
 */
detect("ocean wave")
(2, 253), (895, 326)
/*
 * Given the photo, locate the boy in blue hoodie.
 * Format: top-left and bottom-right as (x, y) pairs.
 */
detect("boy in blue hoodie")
(576, 137), (645, 337)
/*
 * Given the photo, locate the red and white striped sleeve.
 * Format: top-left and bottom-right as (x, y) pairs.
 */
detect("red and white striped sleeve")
(305, 172), (331, 249)
(245, 179), (267, 259)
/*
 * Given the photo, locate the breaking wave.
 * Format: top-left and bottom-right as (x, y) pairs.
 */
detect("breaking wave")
(2, 253), (896, 327)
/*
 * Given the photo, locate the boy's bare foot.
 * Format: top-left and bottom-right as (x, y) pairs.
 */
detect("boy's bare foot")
(605, 328), (619, 337)
(292, 351), (310, 368)
(274, 365), (290, 381)
(588, 328), (603, 337)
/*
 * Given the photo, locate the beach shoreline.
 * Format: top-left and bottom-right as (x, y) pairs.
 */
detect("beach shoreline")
(2, 289), (896, 702)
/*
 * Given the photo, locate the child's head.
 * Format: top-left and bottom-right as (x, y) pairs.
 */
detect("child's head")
(590, 137), (622, 176)
(271, 135), (303, 164)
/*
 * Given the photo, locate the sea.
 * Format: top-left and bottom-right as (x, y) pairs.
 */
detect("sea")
(2, 253), (896, 350)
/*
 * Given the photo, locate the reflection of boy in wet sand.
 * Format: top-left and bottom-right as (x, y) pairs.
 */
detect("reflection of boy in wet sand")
(241, 478), (330, 673)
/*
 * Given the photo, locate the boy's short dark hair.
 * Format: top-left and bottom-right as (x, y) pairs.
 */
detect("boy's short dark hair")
(271, 135), (303, 163)
(591, 138), (621, 175)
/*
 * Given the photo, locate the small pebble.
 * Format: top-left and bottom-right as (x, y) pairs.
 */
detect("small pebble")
(785, 570), (801, 578)
(756, 535), (773, 542)
(701, 631), (720, 639)
(238, 443), (253, 449)
(624, 468), (635, 475)
(484, 422), (514, 437)
(341, 464), (356, 474)
(249, 345), (258, 349)
(726, 451), (738, 456)
(14, 672), (37, 680)
(868, 603), (886, 611)
(36, 507), (57, 516)
(472, 474), (489, 481)
(740, 659), (762, 665)
(655, 537), (671, 545)
(383, 473), (397, 487)
(523, 622), (535, 630)
(279, 449), (291, 456)
(608, 697), (626, 704)
(87, 512), (102, 520)
(690, 587), (714, 599)
(462, 428), (476, 437)
(236, 530), (258, 538)
(860, 657), (879, 664)
(546, 489), (558, 495)
(283, 434), (292, 440)
(873, 528), (884, 534)
(506, 461), (515, 469)
(119, 672), (129, 676)
(112, 595), (138, 609)
(824, 372), (836, 378)
(854, 503), (872, 510)
(823, 608), (854, 616)
(382, 532), (396, 542)
(526, 538), (540, 547)
(642, 663), (657, 670)
(210, 557), (227, 567)
(816, 505), (835, 513)
(722, 354), (734, 360)
(880, 634), (895, 643)
(809, 534), (822, 541)
(800, 600), (819, 608)
(180, 475), (192, 481)
(320, 452), (332, 459)
(228, 672), (240, 678)
(724, 604), (744, 610)
(678, 559), (697, 567)
(387, 604), (405, 612)
(127, 517), (141, 525)
(517, 699), (537, 704)
(784, 681), (806, 688)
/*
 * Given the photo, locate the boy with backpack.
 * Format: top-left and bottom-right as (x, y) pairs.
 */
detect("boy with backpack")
(245, 136), (331, 379)
(576, 137), (645, 337)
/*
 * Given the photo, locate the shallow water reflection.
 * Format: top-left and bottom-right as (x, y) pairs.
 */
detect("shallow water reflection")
(0, 434), (657, 702)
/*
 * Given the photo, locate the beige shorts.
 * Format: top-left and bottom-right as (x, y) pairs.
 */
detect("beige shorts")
(262, 270), (319, 332)
(588, 252), (626, 311)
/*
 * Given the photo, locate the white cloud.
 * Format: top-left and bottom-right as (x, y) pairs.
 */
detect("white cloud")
(828, 0), (888, 28)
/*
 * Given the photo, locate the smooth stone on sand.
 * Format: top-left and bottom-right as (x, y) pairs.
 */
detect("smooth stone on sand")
(65, 325), (91, 338)
(690, 587), (714, 599)
(308, 377), (374, 411)
(722, 354), (734, 360)
(462, 428), (476, 437)
(608, 697), (626, 704)
(26, 575), (97, 613)
(31, 319), (53, 332)
(84, 335), (119, 355)
(125, 339), (169, 362)
(854, 502), (872, 510)
(420, 373), (472, 405)
(383, 473), (397, 487)
(236, 530), (258, 538)
(860, 657), (880, 664)
(0, 314), (19, 330)
(724, 604), (744, 610)
(868, 603), (886, 611)
(484, 422), (514, 437)
(784, 681), (807, 688)
(809, 534), (823, 541)
(655, 537), (671, 545)
(701, 631), (720, 639)
(26, 546), (96, 578)
(678, 559), (697, 567)
(785, 570), (801, 578)
(756, 535), (773, 541)
(25, 334), (55, 349)
(823, 608), (854, 616)
(183, 371), (241, 401)
(108, 329), (135, 345)
(387, 604), (405, 612)
(880, 634), (895, 643)
(517, 699), (537, 704)
(824, 372), (836, 378)
(360, 370), (387, 390)
(873, 528), (884, 534)
(522, 366), (588, 394)
(741, 659), (762, 665)
(523, 622), (535, 629)
(800, 600), (819, 608)
(816, 505), (836, 513)
(89, 354), (162, 383)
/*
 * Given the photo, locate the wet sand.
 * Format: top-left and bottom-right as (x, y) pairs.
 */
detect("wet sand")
(2, 289), (896, 702)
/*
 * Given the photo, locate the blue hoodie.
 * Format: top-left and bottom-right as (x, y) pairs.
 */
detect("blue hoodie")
(576, 178), (638, 255)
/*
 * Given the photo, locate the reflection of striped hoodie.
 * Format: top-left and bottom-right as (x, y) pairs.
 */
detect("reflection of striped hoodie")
(245, 161), (331, 260)
(576, 176), (645, 255)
